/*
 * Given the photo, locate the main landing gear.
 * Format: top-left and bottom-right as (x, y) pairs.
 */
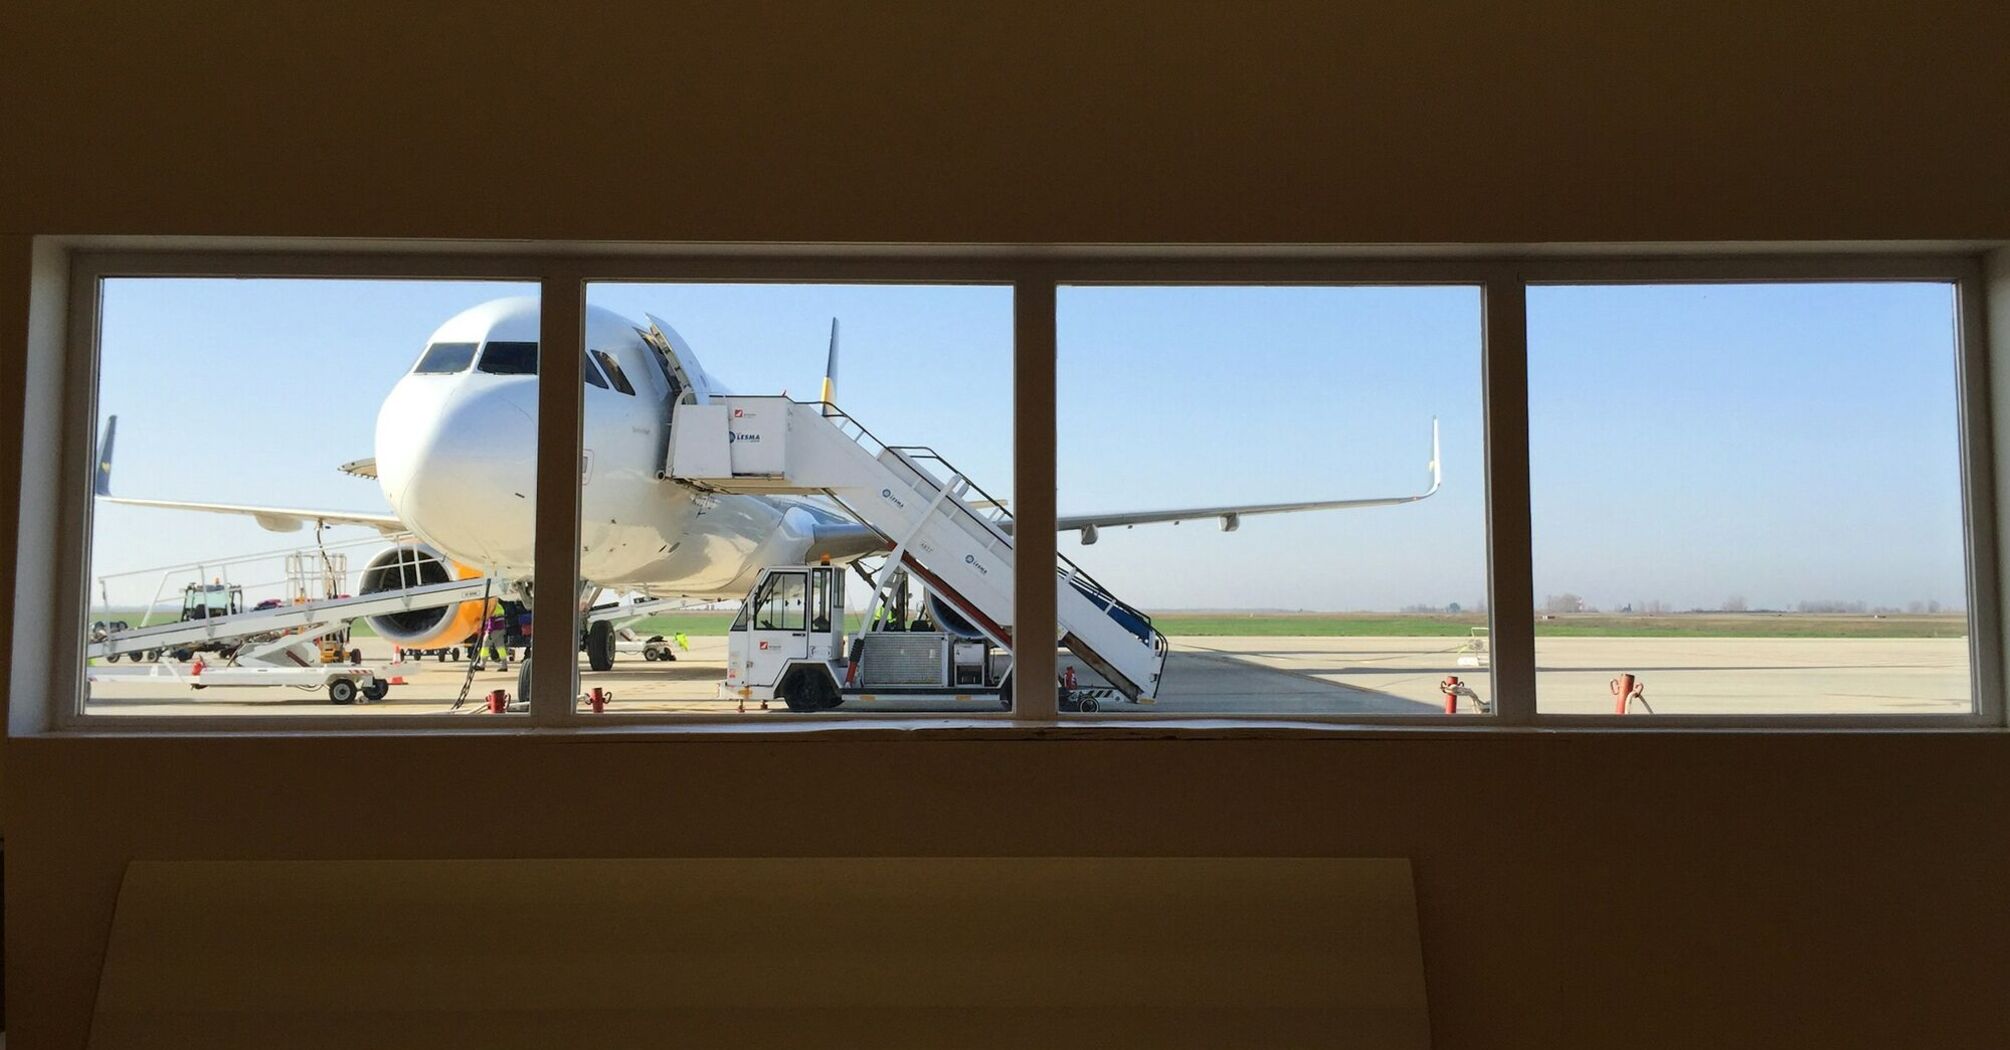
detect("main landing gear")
(584, 620), (616, 673)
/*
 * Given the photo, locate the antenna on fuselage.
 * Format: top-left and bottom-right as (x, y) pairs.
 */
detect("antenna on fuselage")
(820, 318), (839, 405)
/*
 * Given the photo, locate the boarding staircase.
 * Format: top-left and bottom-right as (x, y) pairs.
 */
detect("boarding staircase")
(666, 396), (1167, 701)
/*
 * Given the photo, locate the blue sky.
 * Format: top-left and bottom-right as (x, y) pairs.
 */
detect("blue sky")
(1528, 282), (1964, 612)
(90, 278), (1965, 612)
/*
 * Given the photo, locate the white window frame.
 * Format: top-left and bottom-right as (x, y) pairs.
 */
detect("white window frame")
(10, 239), (1999, 735)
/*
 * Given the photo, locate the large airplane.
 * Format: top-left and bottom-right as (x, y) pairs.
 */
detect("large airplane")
(95, 296), (1440, 672)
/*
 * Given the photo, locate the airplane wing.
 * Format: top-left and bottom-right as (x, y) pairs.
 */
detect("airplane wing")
(1051, 418), (1441, 544)
(93, 416), (405, 535)
(98, 496), (406, 536)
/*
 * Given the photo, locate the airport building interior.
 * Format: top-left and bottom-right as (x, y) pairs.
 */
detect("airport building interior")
(4, 3), (2010, 1047)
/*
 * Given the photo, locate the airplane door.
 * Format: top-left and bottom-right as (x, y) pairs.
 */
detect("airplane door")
(806, 565), (842, 661)
(749, 570), (810, 672)
(641, 313), (711, 406)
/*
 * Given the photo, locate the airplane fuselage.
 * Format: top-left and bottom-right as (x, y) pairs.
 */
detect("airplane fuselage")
(372, 297), (846, 599)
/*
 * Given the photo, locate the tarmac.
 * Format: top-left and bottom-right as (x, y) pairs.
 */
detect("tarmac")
(84, 634), (1974, 718)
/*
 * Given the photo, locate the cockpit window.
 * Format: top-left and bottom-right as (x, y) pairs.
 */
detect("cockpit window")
(583, 350), (609, 389)
(591, 349), (637, 396)
(478, 340), (538, 375)
(412, 341), (478, 374)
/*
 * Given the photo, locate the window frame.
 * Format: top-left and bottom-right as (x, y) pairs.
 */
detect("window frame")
(13, 241), (1999, 735)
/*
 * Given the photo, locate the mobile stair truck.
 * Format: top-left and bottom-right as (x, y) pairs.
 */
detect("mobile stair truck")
(669, 396), (1169, 712)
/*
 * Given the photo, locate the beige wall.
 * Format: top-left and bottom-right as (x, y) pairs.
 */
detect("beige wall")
(6, 3), (2010, 1047)
(4, 3), (2008, 245)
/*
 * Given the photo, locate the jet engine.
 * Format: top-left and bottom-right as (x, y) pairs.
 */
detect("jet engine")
(358, 543), (490, 648)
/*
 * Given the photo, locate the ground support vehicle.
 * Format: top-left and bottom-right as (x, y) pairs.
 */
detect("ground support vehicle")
(723, 562), (1014, 711)
(86, 655), (408, 704)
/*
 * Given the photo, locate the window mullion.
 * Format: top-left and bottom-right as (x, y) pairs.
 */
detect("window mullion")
(531, 267), (585, 723)
(1013, 273), (1059, 722)
(1482, 272), (1536, 724)
(1976, 255), (2010, 726)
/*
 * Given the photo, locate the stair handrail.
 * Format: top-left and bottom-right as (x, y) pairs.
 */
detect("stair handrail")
(793, 398), (1162, 648)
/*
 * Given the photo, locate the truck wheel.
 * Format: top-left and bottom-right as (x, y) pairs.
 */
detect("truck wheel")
(779, 667), (840, 712)
(586, 620), (615, 672)
(1080, 696), (1100, 713)
(172, 648), (194, 662)
(362, 680), (390, 702)
(107, 651), (121, 663)
(516, 657), (533, 705)
(997, 673), (1013, 710)
(328, 679), (358, 704)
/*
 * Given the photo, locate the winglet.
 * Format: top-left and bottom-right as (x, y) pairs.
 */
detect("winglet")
(1426, 416), (1441, 496)
(820, 317), (840, 404)
(94, 415), (117, 496)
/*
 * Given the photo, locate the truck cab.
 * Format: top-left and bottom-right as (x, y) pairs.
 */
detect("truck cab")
(180, 582), (243, 621)
(724, 561), (1010, 712)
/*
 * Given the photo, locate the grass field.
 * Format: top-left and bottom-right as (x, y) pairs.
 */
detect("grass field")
(625, 610), (1969, 640)
(93, 608), (1970, 642)
(1150, 611), (1968, 639)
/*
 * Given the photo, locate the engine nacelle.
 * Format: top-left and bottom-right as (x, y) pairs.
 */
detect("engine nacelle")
(926, 593), (985, 640)
(358, 543), (490, 648)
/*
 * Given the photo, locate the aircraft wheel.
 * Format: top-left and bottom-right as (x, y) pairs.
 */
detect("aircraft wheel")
(328, 679), (358, 705)
(586, 621), (615, 672)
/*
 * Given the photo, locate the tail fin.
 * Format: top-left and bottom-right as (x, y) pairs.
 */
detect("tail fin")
(819, 318), (839, 404)
(94, 415), (117, 496)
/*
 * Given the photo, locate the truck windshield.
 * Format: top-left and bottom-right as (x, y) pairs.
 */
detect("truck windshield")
(412, 341), (477, 374)
(755, 573), (806, 631)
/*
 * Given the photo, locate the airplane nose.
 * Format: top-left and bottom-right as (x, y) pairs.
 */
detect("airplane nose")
(376, 379), (538, 569)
